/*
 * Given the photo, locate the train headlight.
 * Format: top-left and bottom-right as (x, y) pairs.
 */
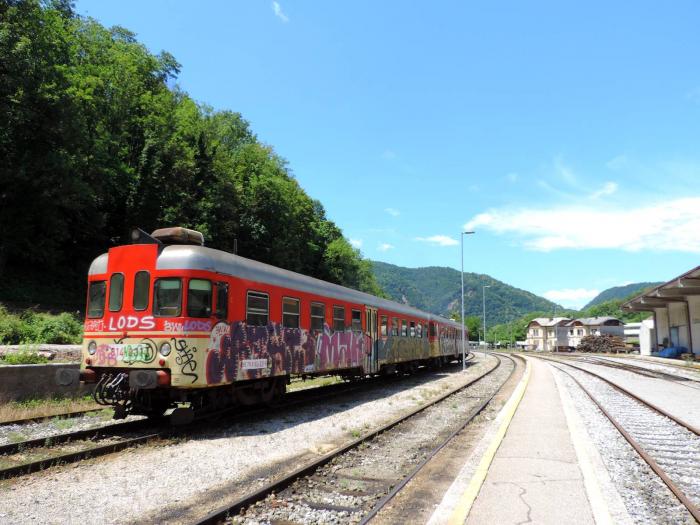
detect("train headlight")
(88, 341), (97, 355)
(159, 342), (172, 357)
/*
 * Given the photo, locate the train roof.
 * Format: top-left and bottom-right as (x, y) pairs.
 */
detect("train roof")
(89, 244), (462, 329)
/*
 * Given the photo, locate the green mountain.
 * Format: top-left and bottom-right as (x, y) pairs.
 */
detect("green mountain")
(371, 261), (561, 324)
(583, 282), (662, 309)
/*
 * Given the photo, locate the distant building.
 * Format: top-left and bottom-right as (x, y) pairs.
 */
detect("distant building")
(526, 317), (572, 351)
(565, 317), (625, 349)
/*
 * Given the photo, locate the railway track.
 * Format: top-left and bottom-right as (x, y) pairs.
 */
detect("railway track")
(194, 353), (522, 525)
(539, 356), (700, 522)
(0, 360), (469, 480)
(556, 354), (700, 391)
(0, 407), (108, 427)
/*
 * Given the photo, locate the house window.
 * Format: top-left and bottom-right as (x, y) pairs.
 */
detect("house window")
(380, 316), (388, 337)
(311, 302), (325, 332)
(282, 297), (300, 328)
(333, 306), (346, 331)
(246, 291), (268, 326)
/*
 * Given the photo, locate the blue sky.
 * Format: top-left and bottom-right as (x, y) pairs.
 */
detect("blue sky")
(76, 0), (700, 308)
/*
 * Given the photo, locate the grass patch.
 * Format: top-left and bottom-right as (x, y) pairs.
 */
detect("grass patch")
(0, 395), (99, 423)
(1, 348), (49, 365)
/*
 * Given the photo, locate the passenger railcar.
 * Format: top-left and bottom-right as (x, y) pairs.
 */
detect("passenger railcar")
(58, 227), (467, 420)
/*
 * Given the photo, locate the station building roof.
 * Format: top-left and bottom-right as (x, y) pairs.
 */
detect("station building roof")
(623, 265), (700, 312)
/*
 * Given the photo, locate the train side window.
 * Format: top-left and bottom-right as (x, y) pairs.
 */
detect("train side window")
(216, 282), (229, 319)
(283, 297), (300, 328)
(410, 321), (416, 337)
(429, 323), (437, 337)
(246, 291), (269, 326)
(392, 317), (399, 336)
(311, 302), (325, 332)
(154, 278), (182, 317)
(108, 273), (124, 312)
(87, 281), (106, 318)
(333, 306), (346, 331)
(133, 271), (150, 311)
(401, 320), (407, 337)
(417, 323), (423, 338)
(380, 316), (388, 337)
(351, 309), (362, 332)
(187, 279), (212, 318)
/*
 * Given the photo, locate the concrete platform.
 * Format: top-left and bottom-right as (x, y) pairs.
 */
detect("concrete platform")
(465, 357), (595, 524)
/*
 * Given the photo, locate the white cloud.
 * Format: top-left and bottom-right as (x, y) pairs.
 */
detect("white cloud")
(384, 207), (400, 217)
(414, 235), (459, 247)
(543, 288), (600, 308)
(506, 172), (519, 183)
(590, 181), (618, 199)
(349, 238), (363, 248)
(464, 197), (700, 253)
(378, 243), (394, 252)
(272, 1), (289, 22)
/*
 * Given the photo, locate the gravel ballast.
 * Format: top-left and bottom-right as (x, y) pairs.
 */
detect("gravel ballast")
(550, 363), (696, 525)
(0, 356), (496, 524)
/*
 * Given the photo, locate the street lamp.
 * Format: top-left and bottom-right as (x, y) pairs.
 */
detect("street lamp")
(461, 231), (475, 371)
(483, 285), (491, 354)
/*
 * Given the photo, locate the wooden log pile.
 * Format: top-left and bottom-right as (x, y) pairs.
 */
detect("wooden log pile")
(577, 334), (627, 353)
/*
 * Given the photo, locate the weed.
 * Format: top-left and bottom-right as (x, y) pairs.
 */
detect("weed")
(7, 431), (27, 444)
(52, 417), (75, 430)
(350, 429), (361, 438)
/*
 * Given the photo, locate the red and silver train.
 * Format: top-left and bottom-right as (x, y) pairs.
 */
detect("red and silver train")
(58, 227), (466, 421)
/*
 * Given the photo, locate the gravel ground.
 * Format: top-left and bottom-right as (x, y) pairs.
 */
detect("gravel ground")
(0, 412), (144, 447)
(550, 363), (696, 525)
(0, 356), (496, 525)
(231, 355), (515, 524)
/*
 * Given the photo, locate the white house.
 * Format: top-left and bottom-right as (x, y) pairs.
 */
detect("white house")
(526, 317), (572, 351)
(565, 317), (625, 349)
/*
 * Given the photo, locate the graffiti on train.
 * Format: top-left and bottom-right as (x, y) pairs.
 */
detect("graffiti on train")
(204, 322), (370, 385)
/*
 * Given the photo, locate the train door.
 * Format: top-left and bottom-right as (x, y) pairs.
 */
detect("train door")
(365, 307), (378, 373)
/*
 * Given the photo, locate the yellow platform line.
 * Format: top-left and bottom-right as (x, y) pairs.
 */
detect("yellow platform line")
(448, 356), (532, 525)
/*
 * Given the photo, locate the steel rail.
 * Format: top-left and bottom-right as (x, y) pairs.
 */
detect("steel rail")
(357, 353), (524, 525)
(0, 407), (107, 427)
(544, 358), (700, 523)
(0, 361), (468, 480)
(535, 355), (700, 436)
(194, 354), (506, 525)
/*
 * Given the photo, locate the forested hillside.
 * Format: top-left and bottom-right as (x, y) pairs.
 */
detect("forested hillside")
(0, 1), (381, 308)
(371, 261), (560, 325)
(583, 282), (662, 309)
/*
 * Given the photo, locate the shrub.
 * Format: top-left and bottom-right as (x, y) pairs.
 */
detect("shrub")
(0, 305), (82, 345)
(1, 349), (49, 365)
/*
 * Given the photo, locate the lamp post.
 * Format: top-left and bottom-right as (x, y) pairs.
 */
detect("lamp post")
(461, 231), (475, 370)
(482, 284), (491, 355)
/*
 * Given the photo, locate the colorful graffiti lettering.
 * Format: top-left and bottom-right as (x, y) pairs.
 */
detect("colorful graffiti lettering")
(84, 319), (104, 332)
(173, 338), (198, 384)
(164, 320), (213, 332)
(204, 322), (368, 385)
(315, 326), (367, 370)
(107, 316), (156, 331)
(93, 339), (156, 366)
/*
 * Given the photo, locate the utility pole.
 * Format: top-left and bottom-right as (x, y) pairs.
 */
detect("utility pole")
(461, 231), (475, 369)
